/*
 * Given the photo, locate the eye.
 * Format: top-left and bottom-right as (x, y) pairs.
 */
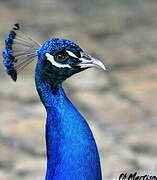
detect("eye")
(54, 51), (69, 62)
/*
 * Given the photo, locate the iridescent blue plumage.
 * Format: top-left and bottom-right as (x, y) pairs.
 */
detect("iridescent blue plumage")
(3, 24), (106, 180)
(35, 39), (102, 179)
(40, 38), (82, 54)
(3, 24), (40, 81)
(3, 30), (17, 81)
(35, 82), (102, 180)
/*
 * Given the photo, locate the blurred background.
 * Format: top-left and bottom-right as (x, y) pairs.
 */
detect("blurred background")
(0, 0), (157, 179)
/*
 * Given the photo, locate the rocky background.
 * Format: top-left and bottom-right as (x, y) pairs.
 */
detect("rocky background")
(0, 0), (157, 179)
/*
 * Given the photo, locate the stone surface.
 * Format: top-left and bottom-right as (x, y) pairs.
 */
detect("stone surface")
(0, 0), (157, 179)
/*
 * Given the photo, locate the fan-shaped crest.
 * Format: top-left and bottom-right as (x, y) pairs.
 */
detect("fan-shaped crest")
(3, 23), (41, 81)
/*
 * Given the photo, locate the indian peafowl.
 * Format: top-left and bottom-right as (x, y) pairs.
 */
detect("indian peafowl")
(3, 24), (106, 180)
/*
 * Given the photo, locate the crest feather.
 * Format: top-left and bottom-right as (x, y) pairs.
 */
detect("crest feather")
(3, 23), (41, 81)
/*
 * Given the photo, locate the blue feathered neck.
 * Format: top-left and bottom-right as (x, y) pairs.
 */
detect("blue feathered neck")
(35, 66), (102, 180)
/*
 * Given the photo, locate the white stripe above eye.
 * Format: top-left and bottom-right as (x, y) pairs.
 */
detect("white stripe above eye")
(66, 50), (78, 58)
(45, 53), (71, 68)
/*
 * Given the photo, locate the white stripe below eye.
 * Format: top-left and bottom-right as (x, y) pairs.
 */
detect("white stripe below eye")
(66, 50), (78, 58)
(45, 53), (71, 68)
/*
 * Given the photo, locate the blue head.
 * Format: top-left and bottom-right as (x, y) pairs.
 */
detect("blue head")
(36, 38), (106, 88)
(3, 24), (106, 86)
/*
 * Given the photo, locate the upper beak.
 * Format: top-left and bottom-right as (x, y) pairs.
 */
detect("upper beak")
(78, 52), (106, 70)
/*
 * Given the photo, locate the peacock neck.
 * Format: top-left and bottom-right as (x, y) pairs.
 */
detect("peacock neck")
(35, 70), (102, 180)
(35, 77), (64, 108)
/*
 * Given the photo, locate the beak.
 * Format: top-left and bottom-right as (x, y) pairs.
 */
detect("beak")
(78, 52), (106, 70)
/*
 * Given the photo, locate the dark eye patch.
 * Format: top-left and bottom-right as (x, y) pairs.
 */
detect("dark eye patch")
(66, 48), (82, 58)
(54, 51), (69, 63)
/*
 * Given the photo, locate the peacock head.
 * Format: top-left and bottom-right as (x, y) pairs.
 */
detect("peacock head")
(3, 24), (106, 84)
(37, 38), (106, 83)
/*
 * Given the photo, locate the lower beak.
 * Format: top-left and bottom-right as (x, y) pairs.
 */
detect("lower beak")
(78, 52), (106, 70)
